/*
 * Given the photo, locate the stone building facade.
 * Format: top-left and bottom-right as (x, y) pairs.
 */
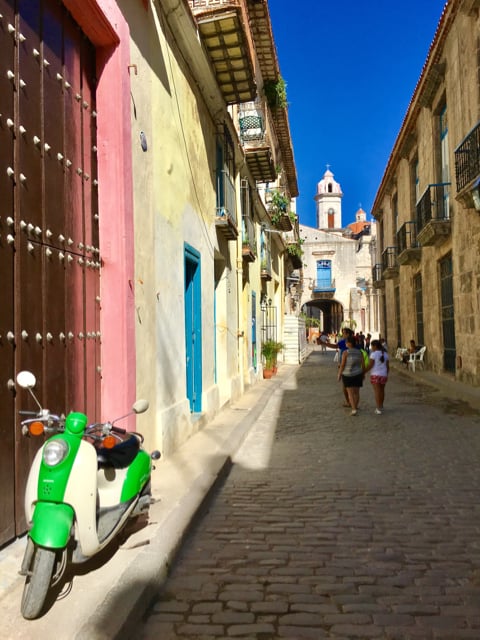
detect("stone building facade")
(299, 169), (381, 337)
(372, 0), (480, 384)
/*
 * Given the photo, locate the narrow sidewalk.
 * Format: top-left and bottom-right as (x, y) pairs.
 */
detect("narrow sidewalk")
(0, 364), (298, 640)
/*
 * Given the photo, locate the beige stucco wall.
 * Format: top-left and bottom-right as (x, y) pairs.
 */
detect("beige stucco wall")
(119, 0), (242, 454)
(114, 0), (296, 455)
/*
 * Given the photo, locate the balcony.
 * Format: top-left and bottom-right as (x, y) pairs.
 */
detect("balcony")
(267, 190), (294, 231)
(246, 0), (298, 197)
(239, 102), (276, 183)
(260, 243), (272, 280)
(372, 263), (384, 289)
(416, 182), (451, 247)
(242, 214), (256, 262)
(216, 171), (238, 240)
(286, 242), (303, 270)
(455, 121), (480, 191)
(382, 246), (399, 279)
(312, 278), (336, 298)
(455, 120), (480, 209)
(189, 0), (256, 105)
(260, 260), (272, 281)
(396, 220), (421, 266)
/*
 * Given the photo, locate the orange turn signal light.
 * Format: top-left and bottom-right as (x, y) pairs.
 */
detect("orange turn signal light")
(102, 435), (117, 449)
(29, 422), (45, 436)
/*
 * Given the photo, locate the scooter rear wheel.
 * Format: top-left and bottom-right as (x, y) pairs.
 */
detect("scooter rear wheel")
(21, 546), (56, 619)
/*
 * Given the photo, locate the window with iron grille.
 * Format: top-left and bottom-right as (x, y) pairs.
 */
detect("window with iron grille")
(439, 254), (456, 372)
(414, 273), (424, 346)
(393, 193), (399, 234)
(394, 285), (401, 348)
(216, 125), (236, 220)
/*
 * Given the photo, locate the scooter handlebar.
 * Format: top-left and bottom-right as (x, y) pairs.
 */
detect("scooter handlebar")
(112, 426), (127, 435)
(19, 410), (39, 416)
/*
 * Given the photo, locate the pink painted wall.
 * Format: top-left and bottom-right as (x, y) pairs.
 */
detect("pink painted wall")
(63, 0), (136, 424)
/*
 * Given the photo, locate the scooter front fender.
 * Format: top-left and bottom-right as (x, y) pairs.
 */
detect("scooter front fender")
(29, 502), (74, 549)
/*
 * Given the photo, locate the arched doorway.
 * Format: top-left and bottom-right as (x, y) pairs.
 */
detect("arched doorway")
(302, 299), (344, 336)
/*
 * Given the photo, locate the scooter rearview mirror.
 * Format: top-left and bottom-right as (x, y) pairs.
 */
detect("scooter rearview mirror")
(132, 399), (149, 415)
(16, 371), (37, 389)
(16, 370), (43, 412)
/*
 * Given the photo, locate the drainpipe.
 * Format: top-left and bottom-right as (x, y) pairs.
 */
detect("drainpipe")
(236, 254), (245, 393)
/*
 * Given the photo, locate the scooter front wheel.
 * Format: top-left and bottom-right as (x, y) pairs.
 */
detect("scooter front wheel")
(21, 545), (57, 619)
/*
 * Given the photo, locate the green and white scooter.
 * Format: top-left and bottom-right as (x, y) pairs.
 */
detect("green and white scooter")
(16, 370), (160, 620)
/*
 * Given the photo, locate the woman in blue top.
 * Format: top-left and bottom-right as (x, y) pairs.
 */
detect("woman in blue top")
(337, 336), (365, 416)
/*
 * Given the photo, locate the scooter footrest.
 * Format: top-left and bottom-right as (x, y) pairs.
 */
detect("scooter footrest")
(97, 502), (131, 543)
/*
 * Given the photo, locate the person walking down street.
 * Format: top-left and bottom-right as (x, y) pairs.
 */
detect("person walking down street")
(319, 331), (328, 353)
(365, 333), (371, 354)
(357, 332), (365, 349)
(365, 339), (390, 414)
(337, 336), (365, 416)
(326, 328), (354, 407)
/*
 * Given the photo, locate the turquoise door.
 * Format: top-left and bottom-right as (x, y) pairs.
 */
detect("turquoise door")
(316, 260), (332, 289)
(184, 244), (202, 412)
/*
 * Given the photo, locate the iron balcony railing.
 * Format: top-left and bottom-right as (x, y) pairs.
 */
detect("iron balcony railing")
(313, 279), (335, 293)
(190, 0), (239, 7)
(242, 214), (256, 254)
(239, 100), (274, 146)
(382, 246), (398, 271)
(396, 220), (419, 254)
(455, 120), (480, 191)
(260, 242), (272, 278)
(216, 171), (236, 227)
(372, 263), (383, 283)
(239, 101), (266, 144)
(416, 182), (451, 232)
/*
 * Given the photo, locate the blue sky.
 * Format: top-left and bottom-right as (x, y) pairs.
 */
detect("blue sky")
(268, 1), (447, 228)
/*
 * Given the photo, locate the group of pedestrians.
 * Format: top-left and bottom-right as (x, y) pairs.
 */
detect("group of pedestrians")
(325, 328), (390, 416)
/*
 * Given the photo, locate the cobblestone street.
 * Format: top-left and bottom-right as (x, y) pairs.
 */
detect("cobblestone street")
(138, 350), (480, 639)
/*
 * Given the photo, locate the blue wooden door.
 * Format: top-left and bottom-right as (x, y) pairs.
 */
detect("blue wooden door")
(184, 244), (202, 412)
(316, 260), (332, 289)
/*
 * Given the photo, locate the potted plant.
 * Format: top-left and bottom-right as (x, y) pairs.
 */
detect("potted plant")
(261, 340), (285, 378)
(268, 191), (293, 231)
(263, 77), (288, 110)
(286, 240), (304, 269)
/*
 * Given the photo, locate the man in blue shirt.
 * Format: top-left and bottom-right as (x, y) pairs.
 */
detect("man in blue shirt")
(325, 327), (353, 354)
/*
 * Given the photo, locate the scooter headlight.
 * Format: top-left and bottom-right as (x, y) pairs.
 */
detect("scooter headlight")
(43, 439), (69, 466)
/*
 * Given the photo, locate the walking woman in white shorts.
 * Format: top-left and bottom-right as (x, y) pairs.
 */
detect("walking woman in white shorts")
(365, 339), (390, 414)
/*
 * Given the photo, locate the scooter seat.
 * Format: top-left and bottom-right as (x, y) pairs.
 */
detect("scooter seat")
(96, 435), (140, 469)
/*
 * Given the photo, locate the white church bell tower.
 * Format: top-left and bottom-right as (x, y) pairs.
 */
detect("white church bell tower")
(314, 167), (343, 229)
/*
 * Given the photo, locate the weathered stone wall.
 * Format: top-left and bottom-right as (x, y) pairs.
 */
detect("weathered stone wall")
(374, 2), (480, 384)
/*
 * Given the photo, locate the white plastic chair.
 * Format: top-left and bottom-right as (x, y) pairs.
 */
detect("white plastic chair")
(408, 346), (426, 372)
